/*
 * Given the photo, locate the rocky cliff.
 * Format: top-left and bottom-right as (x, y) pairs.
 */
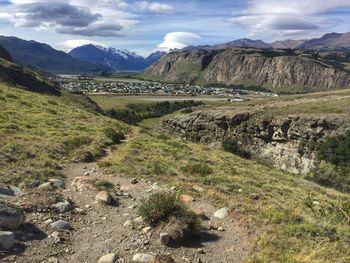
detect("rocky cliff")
(144, 48), (350, 93)
(158, 108), (350, 174)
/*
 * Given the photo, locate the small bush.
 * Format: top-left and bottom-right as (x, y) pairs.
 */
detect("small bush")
(103, 128), (125, 144)
(64, 136), (92, 151)
(181, 163), (213, 176)
(222, 137), (251, 159)
(94, 180), (114, 191)
(139, 192), (179, 226)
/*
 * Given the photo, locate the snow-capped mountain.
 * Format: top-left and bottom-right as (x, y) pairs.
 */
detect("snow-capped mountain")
(69, 44), (165, 71)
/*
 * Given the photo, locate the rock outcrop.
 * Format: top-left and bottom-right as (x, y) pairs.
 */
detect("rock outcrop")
(144, 48), (350, 93)
(158, 109), (350, 174)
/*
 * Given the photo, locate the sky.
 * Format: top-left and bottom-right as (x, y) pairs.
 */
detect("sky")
(0, 0), (349, 56)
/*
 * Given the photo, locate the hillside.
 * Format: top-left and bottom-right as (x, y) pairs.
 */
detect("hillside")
(144, 48), (350, 93)
(0, 36), (109, 74)
(297, 32), (350, 51)
(0, 44), (12, 61)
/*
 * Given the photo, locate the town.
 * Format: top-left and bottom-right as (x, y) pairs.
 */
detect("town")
(59, 77), (279, 98)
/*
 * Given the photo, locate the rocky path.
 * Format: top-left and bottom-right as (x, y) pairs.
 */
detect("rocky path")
(1, 137), (254, 263)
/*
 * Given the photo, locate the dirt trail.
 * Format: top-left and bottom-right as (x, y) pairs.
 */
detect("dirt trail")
(4, 134), (254, 263)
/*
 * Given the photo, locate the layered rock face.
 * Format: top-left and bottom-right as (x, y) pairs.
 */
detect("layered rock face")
(158, 110), (349, 174)
(145, 49), (350, 93)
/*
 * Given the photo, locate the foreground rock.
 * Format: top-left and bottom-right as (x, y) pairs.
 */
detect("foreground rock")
(95, 191), (112, 205)
(52, 200), (73, 213)
(0, 184), (21, 197)
(0, 231), (15, 250)
(0, 200), (25, 229)
(48, 179), (65, 189)
(213, 207), (229, 219)
(98, 253), (117, 263)
(132, 253), (154, 262)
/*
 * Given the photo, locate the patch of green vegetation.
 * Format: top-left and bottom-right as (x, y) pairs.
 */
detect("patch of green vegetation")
(222, 137), (252, 159)
(139, 191), (199, 231)
(102, 130), (350, 262)
(180, 163), (213, 176)
(94, 180), (115, 191)
(0, 83), (128, 185)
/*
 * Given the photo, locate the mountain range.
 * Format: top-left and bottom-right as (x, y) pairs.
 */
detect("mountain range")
(182, 32), (350, 52)
(69, 45), (165, 71)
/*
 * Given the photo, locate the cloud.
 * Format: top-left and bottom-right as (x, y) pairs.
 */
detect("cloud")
(229, 0), (350, 39)
(136, 1), (173, 13)
(56, 39), (106, 52)
(158, 32), (201, 51)
(1, 0), (136, 37)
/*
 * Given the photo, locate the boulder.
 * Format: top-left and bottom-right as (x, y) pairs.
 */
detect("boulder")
(132, 253), (154, 263)
(213, 207), (229, 219)
(95, 191), (112, 205)
(98, 253), (117, 263)
(0, 200), (25, 230)
(50, 220), (72, 231)
(38, 182), (52, 189)
(159, 232), (171, 246)
(0, 231), (15, 250)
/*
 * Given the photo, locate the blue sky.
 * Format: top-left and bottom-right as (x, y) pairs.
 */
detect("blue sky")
(0, 0), (349, 55)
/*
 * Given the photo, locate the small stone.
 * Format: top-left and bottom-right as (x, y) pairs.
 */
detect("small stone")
(197, 248), (205, 254)
(95, 191), (112, 205)
(98, 253), (117, 263)
(127, 205), (137, 209)
(131, 178), (138, 184)
(217, 227), (224, 231)
(132, 253), (154, 263)
(159, 233), (171, 246)
(179, 195), (194, 203)
(49, 179), (65, 189)
(170, 186), (177, 191)
(85, 204), (91, 209)
(50, 220), (72, 231)
(142, 227), (152, 234)
(0, 231), (15, 250)
(38, 182), (52, 189)
(52, 200), (73, 213)
(44, 219), (53, 225)
(133, 216), (143, 224)
(123, 220), (132, 227)
(213, 207), (229, 219)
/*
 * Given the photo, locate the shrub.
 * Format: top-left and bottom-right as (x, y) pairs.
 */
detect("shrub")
(181, 163), (213, 176)
(94, 180), (114, 191)
(103, 128), (125, 144)
(64, 136), (92, 151)
(139, 192), (179, 226)
(222, 137), (251, 159)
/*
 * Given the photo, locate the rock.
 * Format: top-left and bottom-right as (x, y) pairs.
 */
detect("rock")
(213, 207), (229, 219)
(218, 227), (224, 231)
(130, 178), (138, 184)
(95, 191), (112, 205)
(0, 200), (25, 230)
(98, 253), (117, 263)
(179, 194), (194, 203)
(209, 220), (220, 230)
(0, 184), (21, 197)
(0, 231), (15, 250)
(159, 233), (171, 246)
(44, 219), (53, 225)
(49, 179), (65, 189)
(142, 226), (152, 234)
(133, 216), (143, 224)
(132, 253), (154, 263)
(191, 208), (208, 220)
(152, 254), (175, 263)
(170, 186), (177, 191)
(192, 256), (202, 263)
(50, 220), (72, 231)
(197, 248), (205, 254)
(71, 176), (97, 190)
(50, 231), (61, 243)
(38, 182), (52, 189)
(52, 200), (73, 213)
(123, 220), (132, 227)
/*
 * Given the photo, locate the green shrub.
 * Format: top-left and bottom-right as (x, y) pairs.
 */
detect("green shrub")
(94, 180), (114, 191)
(138, 192), (200, 229)
(64, 136), (92, 151)
(181, 163), (213, 176)
(103, 128), (125, 144)
(222, 137), (251, 159)
(139, 192), (180, 226)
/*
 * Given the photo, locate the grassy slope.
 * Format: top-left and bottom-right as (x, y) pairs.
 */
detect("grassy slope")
(0, 83), (128, 185)
(99, 129), (350, 262)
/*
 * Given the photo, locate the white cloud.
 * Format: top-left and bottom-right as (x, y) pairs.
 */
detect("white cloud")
(158, 32), (201, 51)
(55, 39), (107, 52)
(136, 1), (173, 13)
(229, 0), (350, 39)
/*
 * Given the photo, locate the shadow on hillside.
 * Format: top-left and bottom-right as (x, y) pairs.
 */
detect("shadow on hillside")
(169, 230), (221, 248)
